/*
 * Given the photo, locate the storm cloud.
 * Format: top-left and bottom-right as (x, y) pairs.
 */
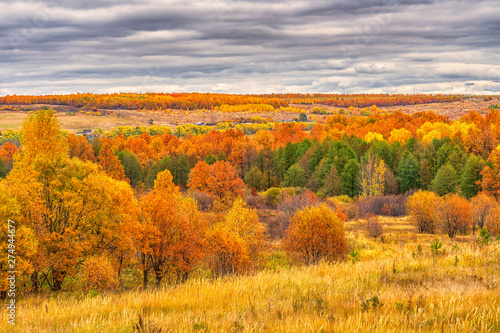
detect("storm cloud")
(0, 0), (499, 95)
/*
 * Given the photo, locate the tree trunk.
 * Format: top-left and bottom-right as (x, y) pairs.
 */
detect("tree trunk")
(31, 271), (39, 293)
(143, 268), (148, 290)
(155, 270), (163, 288)
(50, 270), (65, 291)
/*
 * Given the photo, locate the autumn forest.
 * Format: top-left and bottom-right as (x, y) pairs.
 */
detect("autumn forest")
(1, 93), (500, 332)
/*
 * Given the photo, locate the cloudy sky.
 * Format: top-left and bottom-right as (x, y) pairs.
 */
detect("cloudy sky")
(1, 0), (499, 96)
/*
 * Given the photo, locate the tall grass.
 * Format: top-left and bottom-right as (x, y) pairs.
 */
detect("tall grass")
(2, 216), (500, 332)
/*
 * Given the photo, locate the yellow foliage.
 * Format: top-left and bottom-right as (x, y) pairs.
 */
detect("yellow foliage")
(364, 132), (385, 143)
(388, 128), (412, 144)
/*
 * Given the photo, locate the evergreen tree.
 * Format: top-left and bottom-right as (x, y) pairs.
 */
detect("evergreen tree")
(418, 158), (433, 190)
(397, 151), (420, 193)
(319, 165), (341, 197)
(283, 164), (306, 188)
(340, 159), (360, 197)
(460, 155), (486, 198)
(431, 163), (459, 196)
(244, 166), (265, 191)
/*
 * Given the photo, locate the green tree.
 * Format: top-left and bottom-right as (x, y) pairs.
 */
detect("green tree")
(397, 151), (420, 193)
(460, 155), (486, 198)
(117, 150), (144, 188)
(283, 164), (306, 187)
(319, 165), (341, 197)
(340, 159), (360, 197)
(432, 163), (459, 196)
(0, 158), (7, 179)
(244, 166), (265, 191)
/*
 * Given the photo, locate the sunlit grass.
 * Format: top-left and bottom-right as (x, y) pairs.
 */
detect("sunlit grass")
(2, 216), (500, 332)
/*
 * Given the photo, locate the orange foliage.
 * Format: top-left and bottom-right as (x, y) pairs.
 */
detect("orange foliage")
(0, 142), (19, 168)
(188, 161), (246, 199)
(97, 138), (127, 181)
(283, 204), (346, 264)
(67, 133), (96, 162)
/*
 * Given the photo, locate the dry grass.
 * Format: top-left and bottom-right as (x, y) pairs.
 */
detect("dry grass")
(3, 215), (500, 332)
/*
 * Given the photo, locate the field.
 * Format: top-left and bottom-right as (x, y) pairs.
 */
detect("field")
(4, 216), (500, 333)
(0, 96), (498, 133)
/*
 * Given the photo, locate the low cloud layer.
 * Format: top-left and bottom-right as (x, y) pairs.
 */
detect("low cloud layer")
(1, 0), (499, 95)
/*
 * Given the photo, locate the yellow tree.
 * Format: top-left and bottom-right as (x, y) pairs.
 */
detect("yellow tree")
(406, 190), (440, 234)
(206, 198), (265, 276)
(359, 152), (386, 197)
(1, 110), (137, 291)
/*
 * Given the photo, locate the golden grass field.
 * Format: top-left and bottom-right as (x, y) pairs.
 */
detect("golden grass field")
(3, 216), (500, 333)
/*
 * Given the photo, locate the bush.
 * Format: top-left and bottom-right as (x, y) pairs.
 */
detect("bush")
(471, 193), (496, 229)
(439, 194), (473, 238)
(357, 195), (406, 217)
(82, 256), (119, 292)
(365, 213), (384, 238)
(406, 190), (439, 234)
(191, 190), (214, 211)
(380, 204), (391, 216)
(283, 204), (347, 264)
(264, 187), (281, 207)
(485, 206), (500, 237)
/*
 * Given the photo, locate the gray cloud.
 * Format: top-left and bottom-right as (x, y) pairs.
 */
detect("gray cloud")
(0, 0), (499, 95)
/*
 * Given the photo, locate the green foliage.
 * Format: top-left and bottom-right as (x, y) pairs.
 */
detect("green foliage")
(0, 158), (7, 179)
(460, 155), (486, 198)
(361, 296), (383, 312)
(431, 163), (459, 196)
(397, 151), (419, 193)
(348, 249), (360, 264)
(479, 227), (491, 245)
(245, 166), (266, 191)
(117, 150), (144, 187)
(283, 164), (306, 187)
(340, 159), (360, 197)
(264, 187), (281, 207)
(299, 113), (307, 121)
(430, 239), (443, 255)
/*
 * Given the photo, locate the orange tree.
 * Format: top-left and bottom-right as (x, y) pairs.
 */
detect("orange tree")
(137, 170), (206, 288)
(438, 194), (473, 238)
(205, 198), (265, 276)
(188, 160), (246, 200)
(283, 204), (346, 265)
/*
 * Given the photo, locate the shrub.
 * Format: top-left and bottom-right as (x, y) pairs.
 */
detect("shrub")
(365, 213), (384, 238)
(471, 193), (496, 229)
(439, 194), (473, 238)
(191, 190), (214, 211)
(264, 187), (281, 207)
(380, 204), (391, 216)
(283, 204), (347, 264)
(205, 228), (249, 276)
(485, 205), (500, 237)
(82, 256), (119, 292)
(406, 190), (439, 234)
(357, 195), (406, 217)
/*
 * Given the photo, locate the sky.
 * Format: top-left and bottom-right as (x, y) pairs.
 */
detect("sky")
(1, 0), (499, 96)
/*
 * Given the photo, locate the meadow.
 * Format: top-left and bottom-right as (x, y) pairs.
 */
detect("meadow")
(4, 216), (500, 333)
